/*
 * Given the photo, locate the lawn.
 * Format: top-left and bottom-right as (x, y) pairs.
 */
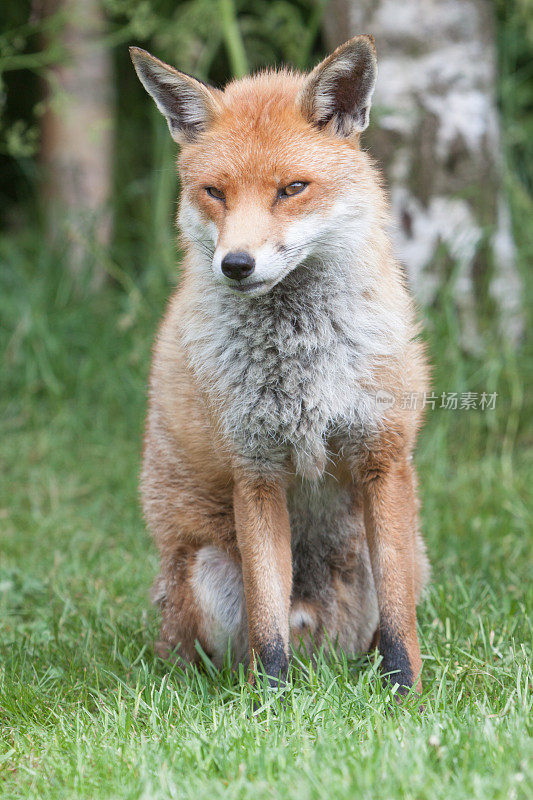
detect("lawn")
(0, 202), (531, 799)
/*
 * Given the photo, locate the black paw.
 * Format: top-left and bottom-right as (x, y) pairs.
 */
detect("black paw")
(255, 633), (289, 685)
(378, 626), (415, 690)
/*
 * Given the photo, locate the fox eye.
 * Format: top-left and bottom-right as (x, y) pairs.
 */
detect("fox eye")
(206, 186), (225, 201)
(279, 181), (308, 198)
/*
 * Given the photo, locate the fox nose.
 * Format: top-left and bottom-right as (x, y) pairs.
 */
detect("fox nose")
(221, 251), (255, 281)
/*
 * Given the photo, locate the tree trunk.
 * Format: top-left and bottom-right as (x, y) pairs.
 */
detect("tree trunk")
(324, 0), (523, 346)
(41, 0), (113, 285)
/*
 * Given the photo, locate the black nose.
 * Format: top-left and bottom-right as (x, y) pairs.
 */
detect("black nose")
(221, 251), (255, 281)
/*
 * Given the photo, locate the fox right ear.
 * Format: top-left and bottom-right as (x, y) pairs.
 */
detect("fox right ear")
(129, 47), (219, 143)
(298, 35), (377, 137)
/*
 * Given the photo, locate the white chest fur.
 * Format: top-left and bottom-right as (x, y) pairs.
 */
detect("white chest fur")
(180, 261), (405, 478)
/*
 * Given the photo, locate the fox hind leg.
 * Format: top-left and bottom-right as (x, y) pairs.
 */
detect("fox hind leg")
(152, 545), (248, 667)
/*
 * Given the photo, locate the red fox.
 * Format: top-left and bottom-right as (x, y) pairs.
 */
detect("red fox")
(131, 35), (430, 695)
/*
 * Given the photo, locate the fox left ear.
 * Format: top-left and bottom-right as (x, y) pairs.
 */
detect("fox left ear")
(129, 47), (219, 143)
(298, 35), (377, 137)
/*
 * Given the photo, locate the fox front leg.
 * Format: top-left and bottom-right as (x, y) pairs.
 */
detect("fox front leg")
(233, 477), (292, 687)
(362, 458), (423, 696)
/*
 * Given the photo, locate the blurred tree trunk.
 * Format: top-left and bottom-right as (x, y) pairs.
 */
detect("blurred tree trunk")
(325, 0), (523, 346)
(41, 0), (113, 285)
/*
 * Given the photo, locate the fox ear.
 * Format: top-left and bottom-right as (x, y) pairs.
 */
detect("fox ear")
(129, 47), (219, 143)
(298, 35), (377, 137)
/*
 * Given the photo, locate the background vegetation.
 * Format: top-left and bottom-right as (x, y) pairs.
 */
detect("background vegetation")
(0, 1), (531, 798)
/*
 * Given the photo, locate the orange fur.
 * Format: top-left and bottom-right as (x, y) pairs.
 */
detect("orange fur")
(132, 37), (430, 692)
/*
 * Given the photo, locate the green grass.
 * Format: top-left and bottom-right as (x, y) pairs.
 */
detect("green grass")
(0, 219), (531, 799)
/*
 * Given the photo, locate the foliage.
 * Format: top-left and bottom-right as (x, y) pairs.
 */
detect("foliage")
(496, 0), (533, 196)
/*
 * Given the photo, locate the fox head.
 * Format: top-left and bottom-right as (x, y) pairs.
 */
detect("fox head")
(130, 37), (380, 297)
